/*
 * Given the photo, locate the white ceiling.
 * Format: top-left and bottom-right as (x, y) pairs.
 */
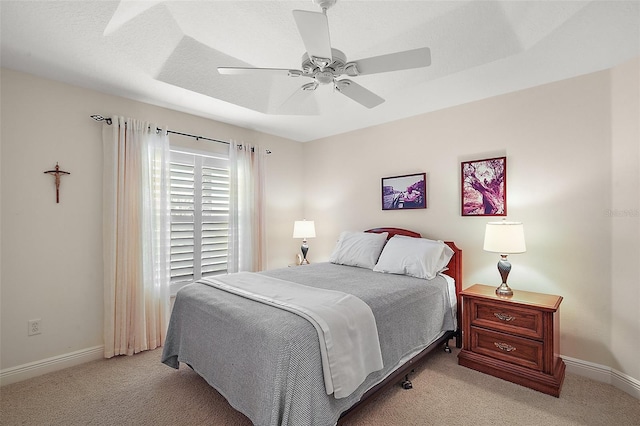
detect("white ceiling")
(1, 1), (638, 142)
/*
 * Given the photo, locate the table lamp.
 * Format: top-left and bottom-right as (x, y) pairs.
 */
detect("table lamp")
(483, 220), (526, 296)
(293, 220), (316, 264)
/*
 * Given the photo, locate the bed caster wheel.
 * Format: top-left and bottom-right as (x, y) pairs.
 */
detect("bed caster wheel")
(401, 372), (413, 390)
(444, 345), (452, 353)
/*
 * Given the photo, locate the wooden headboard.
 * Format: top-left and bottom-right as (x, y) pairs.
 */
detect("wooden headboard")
(365, 227), (463, 333)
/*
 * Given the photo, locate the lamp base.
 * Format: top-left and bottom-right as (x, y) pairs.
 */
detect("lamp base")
(495, 255), (513, 297)
(495, 282), (513, 297)
(300, 240), (310, 265)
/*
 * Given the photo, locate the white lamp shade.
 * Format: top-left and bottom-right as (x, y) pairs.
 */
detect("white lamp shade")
(293, 220), (316, 239)
(483, 221), (526, 254)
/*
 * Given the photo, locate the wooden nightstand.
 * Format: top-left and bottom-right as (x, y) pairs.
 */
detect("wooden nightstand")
(457, 284), (565, 397)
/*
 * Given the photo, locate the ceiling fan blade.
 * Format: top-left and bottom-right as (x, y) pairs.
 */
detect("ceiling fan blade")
(353, 47), (431, 76)
(335, 79), (384, 109)
(292, 10), (332, 64)
(276, 85), (320, 115)
(217, 67), (305, 77)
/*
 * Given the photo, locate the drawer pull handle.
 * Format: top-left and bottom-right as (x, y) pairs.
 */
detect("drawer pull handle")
(494, 342), (516, 352)
(494, 312), (515, 322)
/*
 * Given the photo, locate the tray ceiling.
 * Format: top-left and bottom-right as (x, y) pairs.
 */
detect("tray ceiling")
(1, 1), (638, 142)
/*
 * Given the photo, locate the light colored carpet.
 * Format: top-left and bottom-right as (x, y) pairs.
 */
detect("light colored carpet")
(1, 347), (638, 426)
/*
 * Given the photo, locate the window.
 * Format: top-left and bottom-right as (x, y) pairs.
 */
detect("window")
(169, 149), (229, 294)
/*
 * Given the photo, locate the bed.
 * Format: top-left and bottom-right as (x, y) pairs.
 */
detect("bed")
(162, 227), (462, 425)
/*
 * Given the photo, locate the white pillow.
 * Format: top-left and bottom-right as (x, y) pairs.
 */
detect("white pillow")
(329, 231), (389, 269)
(373, 235), (454, 280)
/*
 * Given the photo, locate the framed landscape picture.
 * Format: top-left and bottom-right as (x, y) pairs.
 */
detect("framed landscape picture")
(381, 173), (427, 210)
(461, 156), (506, 216)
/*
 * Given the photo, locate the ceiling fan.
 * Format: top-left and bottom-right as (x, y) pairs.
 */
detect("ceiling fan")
(217, 0), (431, 110)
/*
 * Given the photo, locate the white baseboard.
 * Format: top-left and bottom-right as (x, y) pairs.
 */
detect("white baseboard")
(2, 346), (638, 399)
(562, 355), (640, 399)
(0, 345), (104, 386)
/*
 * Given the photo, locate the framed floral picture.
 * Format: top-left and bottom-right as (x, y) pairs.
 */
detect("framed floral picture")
(461, 156), (506, 216)
(381, 173), (427, 210)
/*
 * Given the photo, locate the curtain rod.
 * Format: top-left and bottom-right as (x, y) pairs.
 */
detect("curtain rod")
(90, 115), (271, 154)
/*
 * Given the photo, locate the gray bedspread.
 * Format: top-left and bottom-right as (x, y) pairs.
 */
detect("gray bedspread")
(161, 262), (455, 426)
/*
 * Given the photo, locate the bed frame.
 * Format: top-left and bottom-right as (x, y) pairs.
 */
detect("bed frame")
(338, 227), (462, 424)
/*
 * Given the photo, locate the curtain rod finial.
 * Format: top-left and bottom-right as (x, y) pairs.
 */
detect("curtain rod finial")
(90, 114), (112, 125)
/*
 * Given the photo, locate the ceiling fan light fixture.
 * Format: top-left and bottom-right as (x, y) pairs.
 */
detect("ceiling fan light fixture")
(315, 70), (335, 85)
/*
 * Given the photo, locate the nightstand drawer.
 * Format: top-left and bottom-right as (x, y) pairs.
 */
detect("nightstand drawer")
(470, 326), (544, 371)
(459, 285), (565, 396)
(469, 299), (543, 339)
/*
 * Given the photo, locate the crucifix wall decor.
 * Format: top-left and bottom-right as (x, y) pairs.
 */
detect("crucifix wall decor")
(44, 162), (70, 203)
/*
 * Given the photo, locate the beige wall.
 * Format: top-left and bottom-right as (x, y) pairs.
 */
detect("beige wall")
(1, 57), (638, 388)
(0, 68), (303, 371)
(609, 58), (640, 378)
(303, 58), (639, 382)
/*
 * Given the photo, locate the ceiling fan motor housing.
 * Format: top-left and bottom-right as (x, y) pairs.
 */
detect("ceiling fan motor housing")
(301, 48), (353, 84)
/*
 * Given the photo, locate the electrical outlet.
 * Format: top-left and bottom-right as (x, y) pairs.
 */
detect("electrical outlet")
(28, 319), (42, 336)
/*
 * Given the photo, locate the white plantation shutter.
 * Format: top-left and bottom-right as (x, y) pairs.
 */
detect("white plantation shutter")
(169, 159), (196, 285)
(170, 150), (229, 293)
(201, 162), (230, 277)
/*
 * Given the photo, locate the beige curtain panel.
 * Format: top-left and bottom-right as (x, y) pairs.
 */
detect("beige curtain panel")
(102, 116), (171, 358)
